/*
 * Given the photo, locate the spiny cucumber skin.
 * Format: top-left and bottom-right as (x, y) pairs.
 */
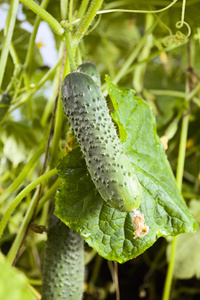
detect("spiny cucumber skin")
(77, 63), (101, 87)
(61, 72), (142, 212)
(41, 215), (84, 300)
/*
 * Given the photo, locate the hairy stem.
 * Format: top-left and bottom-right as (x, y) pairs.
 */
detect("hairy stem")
(65, 31), (77, 71)
(73, 0), (104, 48)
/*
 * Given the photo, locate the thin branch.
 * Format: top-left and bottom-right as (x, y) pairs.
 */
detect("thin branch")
(114, 261), (120, 300)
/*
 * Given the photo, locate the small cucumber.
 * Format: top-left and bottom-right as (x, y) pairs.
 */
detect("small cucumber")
(77, 63), (101, 86)
(41, 215), (84, 300)
(61, 72), (142, 212)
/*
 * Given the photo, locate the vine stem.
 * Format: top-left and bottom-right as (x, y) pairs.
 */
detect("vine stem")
(150, 89), (200, 107)
(10, 42), (21, 66)
(7, 178), (61, 266)
(162, 116), (190, 300)
(20, 0), (64, 37)
(77, 0), (90, 18)
(97, 0), (178, 15)
(36, 178), (61, 214)
(186, 81), (200, 102)
(23, 0), (50, 119)
(73, 0), (104, 48)
(0, 168), (57, 240)
(9, 57), (62, 112)
(60, 0), (69, 19)
(41, 43), (65, 126)
(65, 31), (77, 71)
(0, 0), (19, 89)
(24, 0), (50, 77)
(114, 261), (120, 300)
(180, 0), (186, 27)
(48, 50), (68, 169)
(68, 0), (73, 30)
(162, 43), (192, 300)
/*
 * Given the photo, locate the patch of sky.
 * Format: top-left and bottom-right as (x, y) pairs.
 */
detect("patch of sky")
(36, 21), (58, 67)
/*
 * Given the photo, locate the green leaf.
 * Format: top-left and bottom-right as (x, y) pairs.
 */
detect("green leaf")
(55, 78), (196, 263)
(167, 199), (200, 279)
(0, 253), (36, 300)
(1, 120), (43, 167)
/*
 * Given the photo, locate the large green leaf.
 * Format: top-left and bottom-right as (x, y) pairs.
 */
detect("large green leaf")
(55, 78), (196, 263)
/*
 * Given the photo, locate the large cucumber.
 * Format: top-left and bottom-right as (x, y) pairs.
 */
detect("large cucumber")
(77, 62), (101, 86)
(41, 215), (84, 300)
(61, 72), (142, 212)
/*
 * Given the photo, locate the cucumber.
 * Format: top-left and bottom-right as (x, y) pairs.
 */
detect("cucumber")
(77, 63), (101, 86)
(0, 93), (11, 122)
(61, 72), (142, 212)
(41, 215), (84, 300)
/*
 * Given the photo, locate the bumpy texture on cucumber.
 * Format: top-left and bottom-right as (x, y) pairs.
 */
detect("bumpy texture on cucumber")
(77, 62), (101, 87)
(41, 215), (84, 300)
(61, 72), (142, 212)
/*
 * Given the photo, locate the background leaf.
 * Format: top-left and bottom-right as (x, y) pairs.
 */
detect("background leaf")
(1, 120), (43, 167)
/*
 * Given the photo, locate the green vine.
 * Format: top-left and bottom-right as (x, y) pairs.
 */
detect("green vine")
(162, 45), (193, 300)
(6, 178), (61, 266)
(20, 0), (64, 37)
(97, 0), (178, 15)
(24, 0), (50, 79)
(0, 147), (45, 204)
(73, 0), (104, 48)
(0, 0), (19, 89)
(0, 168), (57, 240)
